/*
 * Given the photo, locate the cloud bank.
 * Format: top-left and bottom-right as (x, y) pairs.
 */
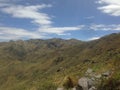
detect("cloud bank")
(0, 27), (44, 41)
(0, 3), (85, 40)
(97, 0), (120, 16)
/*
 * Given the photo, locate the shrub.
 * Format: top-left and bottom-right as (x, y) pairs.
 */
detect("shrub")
(63, 76), (74, 89)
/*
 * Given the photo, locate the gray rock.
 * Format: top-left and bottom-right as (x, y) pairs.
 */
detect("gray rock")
(78, 77), (88, 90)
(86, 68), (93, 74)
(102, 71), (110, 77)
(88, 78), (94, 88)
(91, 77), (95, 81)
(78, 77), (97, 90)
(95, 74), (102, 79)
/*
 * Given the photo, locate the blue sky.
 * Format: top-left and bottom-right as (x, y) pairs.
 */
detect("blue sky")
(0, 0), (120, 41)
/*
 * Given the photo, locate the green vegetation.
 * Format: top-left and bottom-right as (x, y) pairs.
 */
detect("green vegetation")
(0, 33), (120, 90)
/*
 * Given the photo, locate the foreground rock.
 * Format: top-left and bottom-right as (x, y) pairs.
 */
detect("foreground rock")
(78, 77), (88, 90)
(78, 77), (96, 90)
(57, 68), (112, 90)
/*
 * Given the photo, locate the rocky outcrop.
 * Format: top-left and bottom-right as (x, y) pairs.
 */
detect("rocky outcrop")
(57, 68), (112, 90)
(77, 69), (112, 90)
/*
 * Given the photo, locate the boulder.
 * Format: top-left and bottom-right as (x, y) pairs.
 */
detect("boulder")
(78, 77), (96, 90)
(78, 77), (88, 90)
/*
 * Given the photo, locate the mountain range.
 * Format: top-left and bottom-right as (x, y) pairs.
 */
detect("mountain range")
(0, 33), (120, 90)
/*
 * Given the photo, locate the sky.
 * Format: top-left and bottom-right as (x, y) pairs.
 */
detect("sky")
(0, 0), (120, 41)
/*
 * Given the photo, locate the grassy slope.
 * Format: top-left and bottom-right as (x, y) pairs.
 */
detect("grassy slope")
(0, 33), (120, 90)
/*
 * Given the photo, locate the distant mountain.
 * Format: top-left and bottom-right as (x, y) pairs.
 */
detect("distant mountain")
(0, 33), (120, 90)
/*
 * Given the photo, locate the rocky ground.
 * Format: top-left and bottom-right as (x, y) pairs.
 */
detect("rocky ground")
(57, 68), (115, 90)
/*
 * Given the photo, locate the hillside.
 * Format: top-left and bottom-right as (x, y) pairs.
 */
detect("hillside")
(0, 33), (120, 90)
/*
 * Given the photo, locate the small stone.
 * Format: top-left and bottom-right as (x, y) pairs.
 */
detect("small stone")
(86, 68), (93, 74)
(102, 71), (110, 77)
(91, 77), (95, 81)
(95, 74), (102, 79)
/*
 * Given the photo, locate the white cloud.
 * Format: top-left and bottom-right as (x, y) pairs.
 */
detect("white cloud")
(57, 33), (71, 36)
(0, 27), (44, 40)
(97, 0), (120, 16)
(88, 36), (100, 41)
(1, 4), (52, 26)
(90, 24), (120, 31)
(38, 25), (85, 34)
(0, 4), (84, 37)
